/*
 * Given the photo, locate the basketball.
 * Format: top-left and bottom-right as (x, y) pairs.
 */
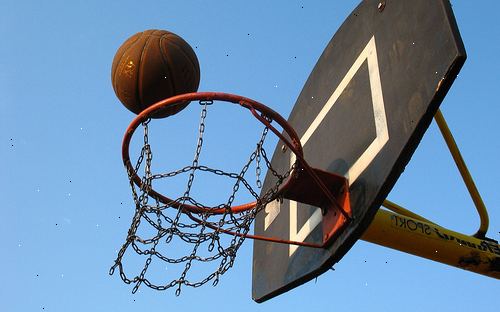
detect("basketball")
(111, 29), (200, 118)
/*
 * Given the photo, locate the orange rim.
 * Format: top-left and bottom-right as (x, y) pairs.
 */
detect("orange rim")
(122, 92), (304, 215)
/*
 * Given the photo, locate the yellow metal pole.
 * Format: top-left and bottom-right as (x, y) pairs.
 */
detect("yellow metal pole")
(382, 199), (435, 224)
(434, 109), (489, 238)
(361, 209), (500, 279)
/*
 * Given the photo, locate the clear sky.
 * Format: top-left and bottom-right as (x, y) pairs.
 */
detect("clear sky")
(2, 1), (499, 311)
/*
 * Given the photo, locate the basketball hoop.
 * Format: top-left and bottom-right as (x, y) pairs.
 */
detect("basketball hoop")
(110, 92), (351, 295)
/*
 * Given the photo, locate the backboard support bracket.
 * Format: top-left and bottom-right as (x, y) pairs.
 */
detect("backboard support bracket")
(238, 166), (352, 249)
(360, 108), (498, 279)
(282, 167), (352, 247)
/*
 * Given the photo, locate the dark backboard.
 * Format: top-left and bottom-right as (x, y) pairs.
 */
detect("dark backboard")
(252, 0), (466, 302)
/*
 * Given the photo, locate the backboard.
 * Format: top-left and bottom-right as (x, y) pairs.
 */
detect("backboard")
(252, 0), (466, 302)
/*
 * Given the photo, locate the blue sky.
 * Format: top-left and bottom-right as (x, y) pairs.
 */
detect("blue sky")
(2, 1), (499, 311)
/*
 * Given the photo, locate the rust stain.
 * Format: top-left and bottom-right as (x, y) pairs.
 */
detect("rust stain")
(490, 257), (500, 272)
(458, 252), (481, 267)
(435, 78), (444, 92)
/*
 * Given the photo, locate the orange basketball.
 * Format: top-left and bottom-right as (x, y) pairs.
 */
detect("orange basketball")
(111, 29), (200, 118)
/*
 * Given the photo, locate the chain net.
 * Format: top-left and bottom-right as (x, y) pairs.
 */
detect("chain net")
(110, 100), (295, 295)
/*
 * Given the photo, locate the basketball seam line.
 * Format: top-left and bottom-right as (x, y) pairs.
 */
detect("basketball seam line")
(159, 35), (178, 97)
(163, 33), (198, 68)
(137, 31), (156, 111)
(164, 35), (200, 85)
(112, 32), (142, 96)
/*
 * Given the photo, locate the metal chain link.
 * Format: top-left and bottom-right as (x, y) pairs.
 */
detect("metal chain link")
(110, 100), (296, 295)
